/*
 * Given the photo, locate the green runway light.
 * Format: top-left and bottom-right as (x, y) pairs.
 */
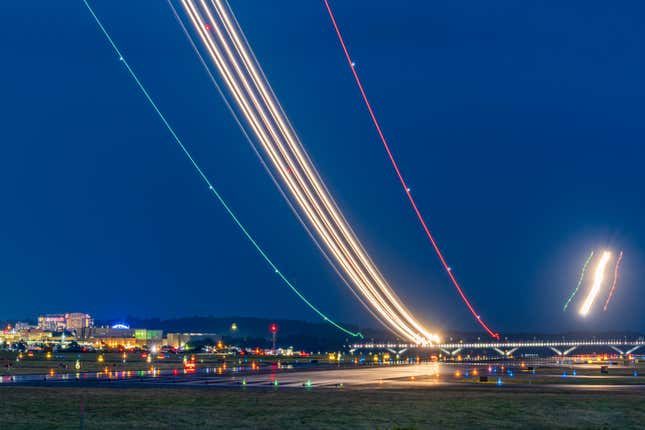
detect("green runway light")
(80, 0), (361, 340)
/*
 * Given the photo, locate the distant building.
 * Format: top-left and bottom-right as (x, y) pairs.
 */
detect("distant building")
(85, 328), (165, 349)
(37, 313), (93, 338)
(21, 329), (54, 343)
(65, 313), (93, 338)
(65, 313), (93, 330)
(38, 314), (66, 331)
(166, 333), (217, 349)
(14, 322), (34, 331)
(134, 329), (163, 341)
(90, 326), (135, 339)
(93, 337), (139, 349)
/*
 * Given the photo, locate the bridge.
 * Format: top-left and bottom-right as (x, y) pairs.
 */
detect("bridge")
(349, 339), (645, 358)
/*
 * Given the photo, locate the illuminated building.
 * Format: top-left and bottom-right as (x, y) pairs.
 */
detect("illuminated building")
(14, 322), (33, 330)
(65, 313), (94, 338)
(85, 328), (167, 349)
(65, 313), (93, 330)
(88, 325), (137, 348)
(166, 333), (217, 349)
(135, 329), (163, 341)
(0, 328), (54, 345)
(93, 337), (139, 349)
(37, 314), (66, 331)
(90, 326), (134, 339)
(37, 313), (94, 336)
(111, 323), (130, 330)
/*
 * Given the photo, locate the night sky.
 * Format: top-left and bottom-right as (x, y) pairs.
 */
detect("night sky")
(1, 1), (644, 334)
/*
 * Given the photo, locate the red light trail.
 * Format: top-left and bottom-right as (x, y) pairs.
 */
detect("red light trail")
(322, 0), (499, 339)
(603, 250), (624, 311)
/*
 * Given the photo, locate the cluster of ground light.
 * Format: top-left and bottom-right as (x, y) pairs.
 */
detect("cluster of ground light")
(408, 360), (643, 387)
(1, 350), (642, 388)
(1, 350), (313, 379)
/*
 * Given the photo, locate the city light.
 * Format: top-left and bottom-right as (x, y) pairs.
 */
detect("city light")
(111, 323), (130, 330)
(579, 251), (612, 316)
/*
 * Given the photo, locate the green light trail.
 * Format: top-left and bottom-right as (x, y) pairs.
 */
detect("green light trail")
(563, 250), (594, 311)
(80, 0), (361, 339)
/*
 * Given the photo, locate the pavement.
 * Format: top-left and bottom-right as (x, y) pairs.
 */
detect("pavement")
(3, 362), (645, 392)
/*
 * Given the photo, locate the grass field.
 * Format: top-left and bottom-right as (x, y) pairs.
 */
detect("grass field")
(1, 385), (644, 429)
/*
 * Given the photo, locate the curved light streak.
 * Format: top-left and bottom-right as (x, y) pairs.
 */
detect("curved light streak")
(181, 1), (411, 338)
(563, 250), (594, 311)
(206, 0), (430, 341)
(579, 250), (611, 317)
(322, 0), (499, 339)
(80, 0), (361, 339)
(165, 0), (395, 335)
(178, 0), (439, 344)
(603, 250), (624, 311)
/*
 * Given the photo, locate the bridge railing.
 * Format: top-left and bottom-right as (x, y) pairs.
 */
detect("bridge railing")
(350, 339), (645, 350)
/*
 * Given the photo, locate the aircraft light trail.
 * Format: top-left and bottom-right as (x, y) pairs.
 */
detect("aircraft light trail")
(603, 250), (624, 311)
(177, 0), (440, 344)
(579, 250), (611, 317)
(80, 0), (361, 339)
(322, 0), (499, 339)
(163, 0), (392, 335)
(563, 250), (594, 311)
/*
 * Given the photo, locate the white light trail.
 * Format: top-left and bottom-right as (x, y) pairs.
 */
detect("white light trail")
(177, 0), (439, 344)
(79, 0), (361, 338)
(207, 0), (432, 341)
(164, 0), (394, 335)
(579, 250), (611, 317)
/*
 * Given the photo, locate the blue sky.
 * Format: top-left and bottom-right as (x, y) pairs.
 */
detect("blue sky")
(1, 1), (643, 334)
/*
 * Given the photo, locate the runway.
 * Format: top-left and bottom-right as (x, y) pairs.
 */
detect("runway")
(11, 362), (643, 392)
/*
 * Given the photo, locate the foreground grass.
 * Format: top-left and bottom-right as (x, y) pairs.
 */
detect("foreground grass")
(1, 385), (644, 429)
